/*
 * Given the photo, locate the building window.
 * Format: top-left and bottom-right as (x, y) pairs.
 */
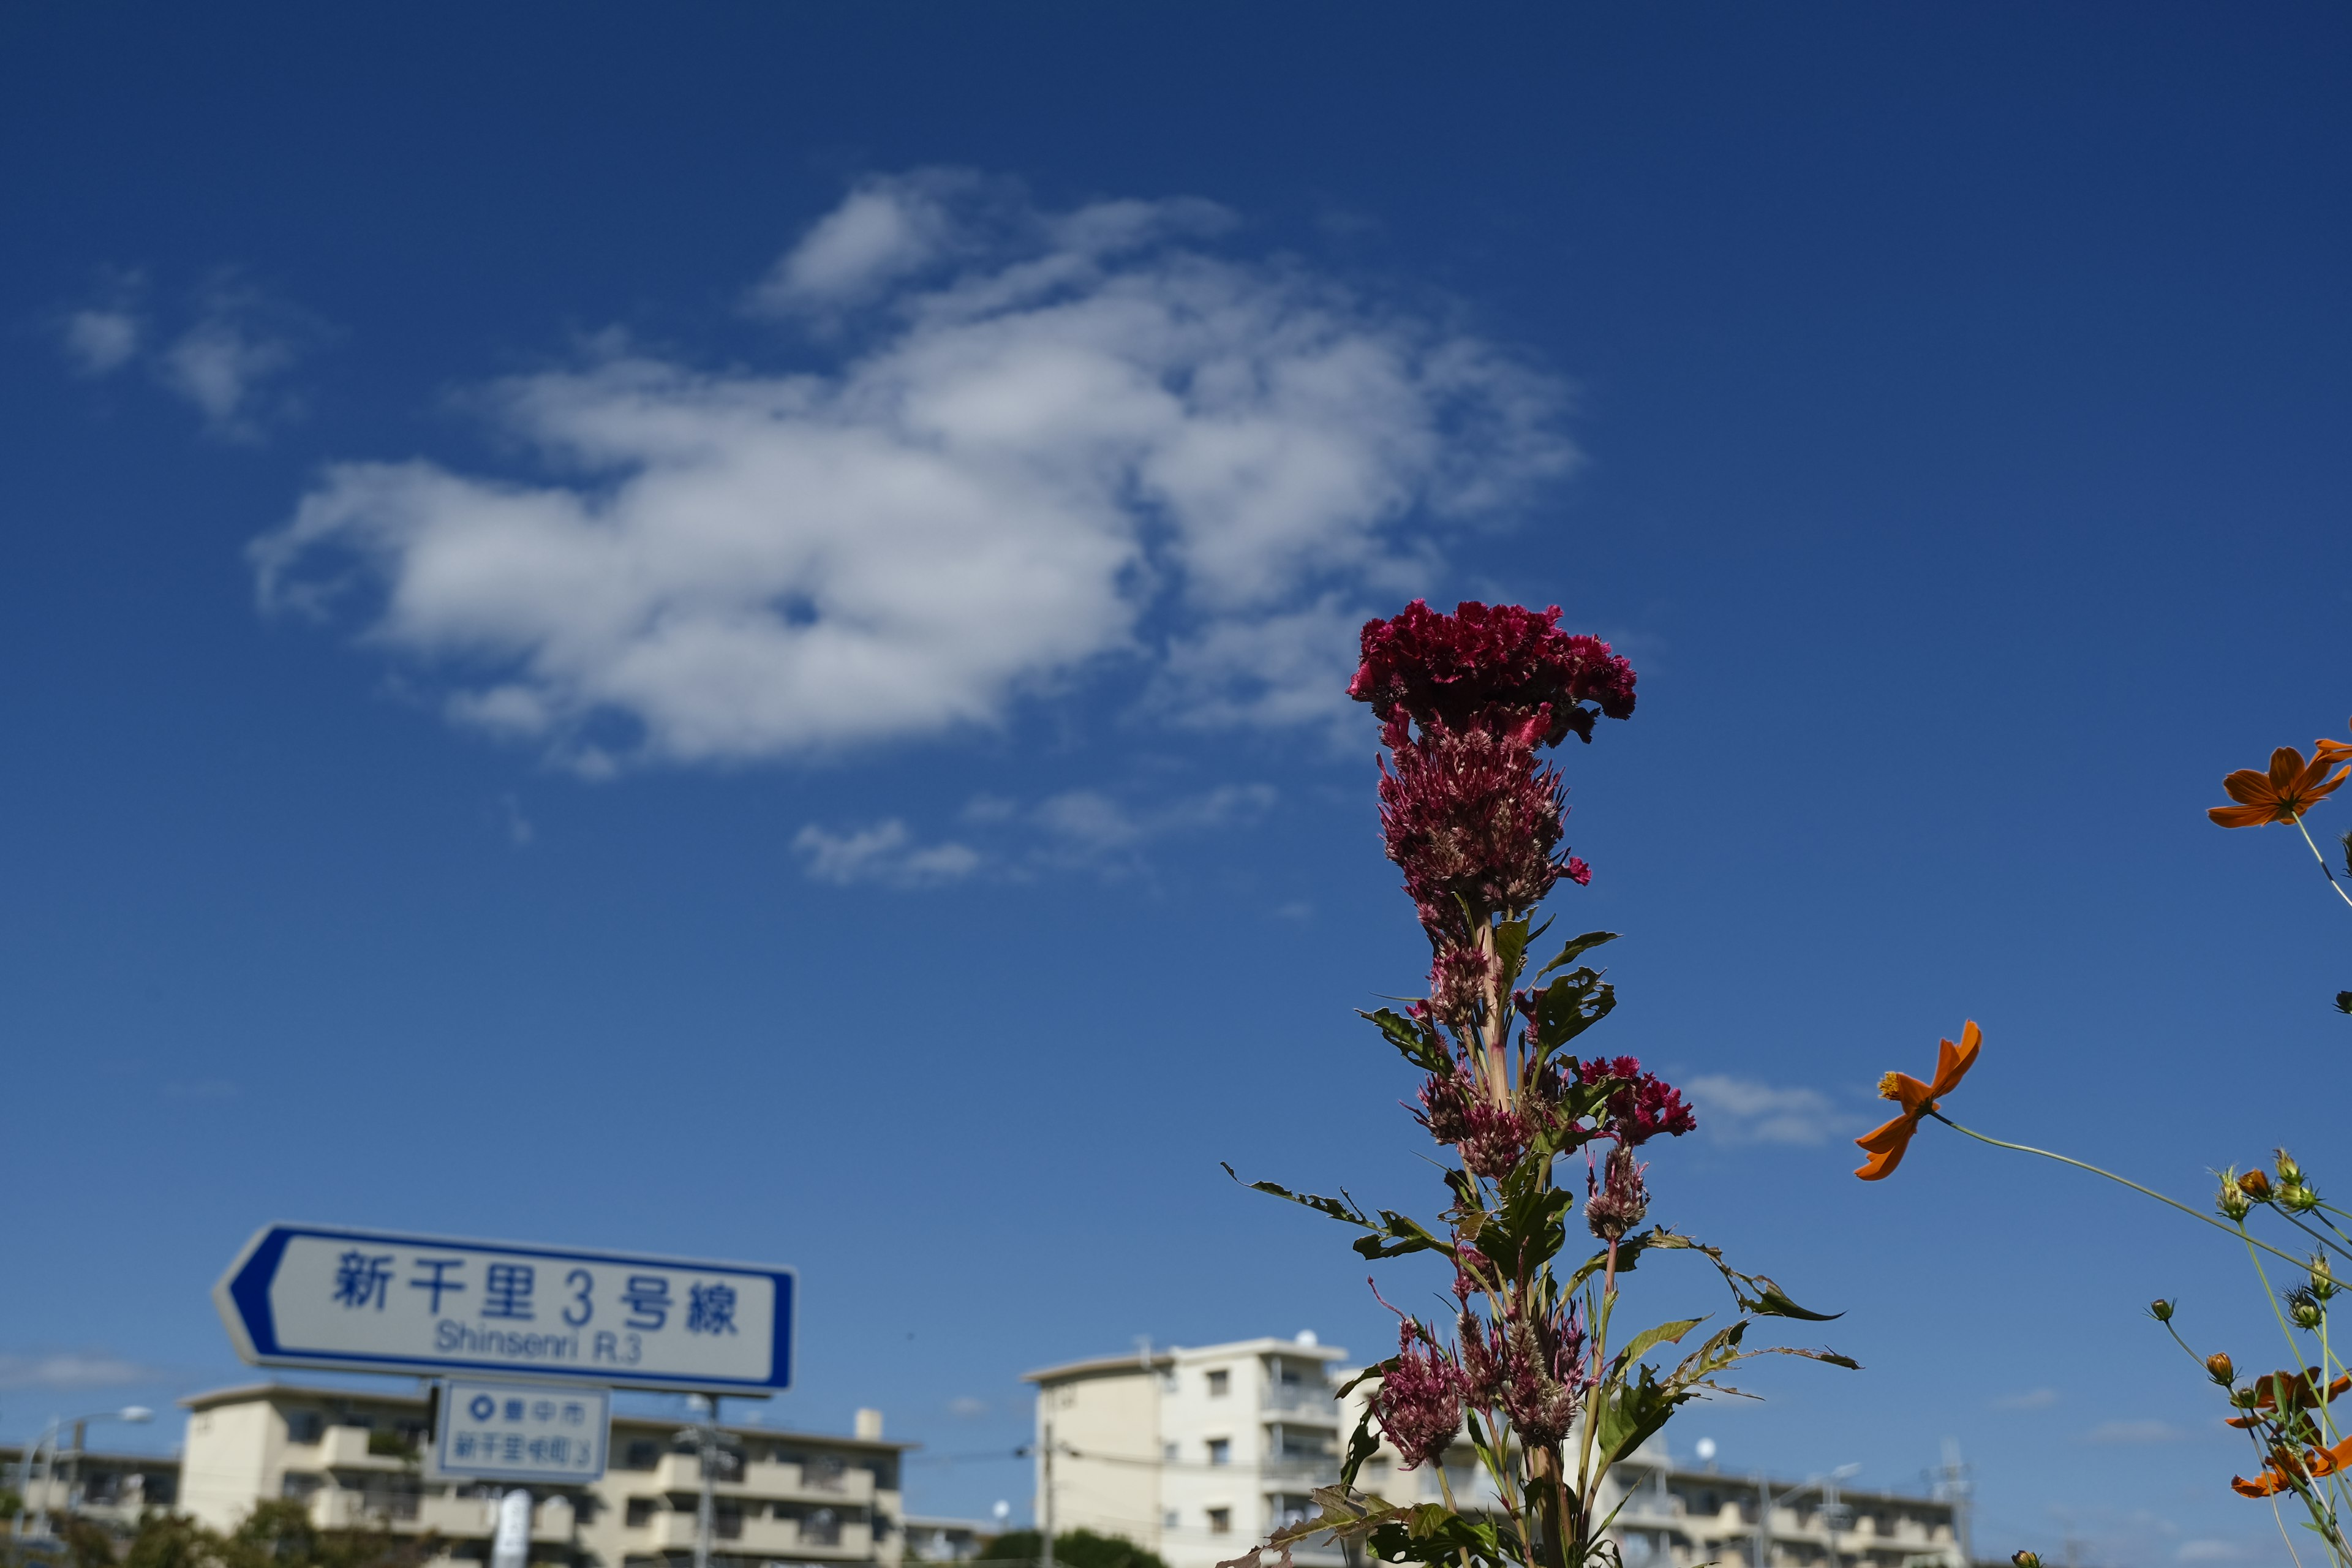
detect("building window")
(280, 1472), (324, 1501)
(1163, 1443), (1178, 1461)
(1207, 1509), (1232, 1535)
(805, 1508), (842, 1546)
(285, 1411), (325, 1444)
(1162, 1512), (1179, 1529)
(1206, 1370), (1230, 1398)
(622, 1439), (663, 1471)
(626, 1499), (657, 1528)
(1207, 1439), (1231, 1466)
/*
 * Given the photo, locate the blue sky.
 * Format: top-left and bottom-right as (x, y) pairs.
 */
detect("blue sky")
(6, 3), (2352, 1559)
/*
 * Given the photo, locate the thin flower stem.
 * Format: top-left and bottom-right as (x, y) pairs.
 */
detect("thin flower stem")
(1931, 1116), (2315, 1268)
(2294, 817), (2352, 914)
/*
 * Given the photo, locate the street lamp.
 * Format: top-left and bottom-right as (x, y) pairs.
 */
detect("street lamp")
(14, 1406), (154, 1545)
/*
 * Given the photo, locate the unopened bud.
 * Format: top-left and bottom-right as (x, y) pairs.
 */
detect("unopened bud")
(2285, 1182), (2323, 1214)
(2206, 1352), (2236, 1385)
(2293, 1295), (2326, 1330)
(2012, 1555), (2041, 1568)
(2277, 1150), (2304, 1186)
(2239, 1169), (2274, 1203)
(2217, 1171), (2254, 1221)
(2148, 1299), (2175, 1322)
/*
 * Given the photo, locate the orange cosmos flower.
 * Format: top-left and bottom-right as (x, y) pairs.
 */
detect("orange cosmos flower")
(2233, 1432), (2352, 1498)
(2223, 1366), (2352, 1428)
(1853, 1020), (1981, 1181)
(2208, 745), (2349, 829)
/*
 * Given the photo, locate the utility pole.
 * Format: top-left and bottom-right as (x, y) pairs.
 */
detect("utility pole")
(1040, 1419), (1055, 1568)
(682, 1395), (724, 1568)
(1927, 1439), (1973, 1566)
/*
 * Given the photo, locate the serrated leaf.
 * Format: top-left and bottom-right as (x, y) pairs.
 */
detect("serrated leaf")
(1610, 1317), (1703, 1375)
(1362, 1006), (1449, 1074)
(1537, 930), (1618, 978)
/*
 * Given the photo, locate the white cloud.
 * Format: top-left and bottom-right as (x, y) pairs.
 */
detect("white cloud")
(946, 1396), (988, 1418)
(800, 782), (1275, 886)
(794, 819), (983, 888)
(159, 282), (318, 440)
(1992, 1387), (2059, 1411)
(1684, 1075), (1840, 1146)
(252, 173), (1574, 770)
(2177, 1542), (2253, 1562)
(63, 308), (142, 375)
(0, 1351), (161, 1390)
(2084, 1419), (2185, 1444)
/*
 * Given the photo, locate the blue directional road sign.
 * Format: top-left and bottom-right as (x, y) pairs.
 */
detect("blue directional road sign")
(214, 1223), (794, 1393)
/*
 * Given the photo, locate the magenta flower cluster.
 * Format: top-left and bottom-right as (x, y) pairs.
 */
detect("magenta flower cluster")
(1353, 601), (1634, 943)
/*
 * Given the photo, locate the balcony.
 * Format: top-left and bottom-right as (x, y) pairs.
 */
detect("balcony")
(310, 1427), (410, 1471)
(306, 1488), (571, 1540)
(1263, 1385), (1340, 1419)
(645, 1510), (872, 1558)
(739, 1458), (878, 1504)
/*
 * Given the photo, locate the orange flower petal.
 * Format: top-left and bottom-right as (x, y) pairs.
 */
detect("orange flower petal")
(2313, 1433), (2352, 1478)
(2307, 764), (2351, 804)
(1930, 1020), (1981, 1099)
(2222, 768), (2278, 806)
(2233, 1469), (2290, 1497)
(1852, 1114), (1918, 1180)
(2209, 803), (2280, 828)
(2269, 747), (2310, 792)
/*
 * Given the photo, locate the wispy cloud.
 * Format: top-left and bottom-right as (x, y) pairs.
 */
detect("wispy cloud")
(2084, 1419), (2185, 1444)
(1684, 1075), (1841, 1146)
(794, 820), (984, 888)
(799, 782), (1276, 886)
(251, 169), (1572, 771)
(1992, 1387), (2060, 1411)
(0, 1351), (164, 1390)
(946, 1396), (988, 1419)
(55, 270), (323, 440)
(2177, 1542), (2253, 1562)
(158, 280), (322, 441)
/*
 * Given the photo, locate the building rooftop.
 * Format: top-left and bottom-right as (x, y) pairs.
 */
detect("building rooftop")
(1024, 1335), (1350, 1384)
(175, 1382), (918, 1451)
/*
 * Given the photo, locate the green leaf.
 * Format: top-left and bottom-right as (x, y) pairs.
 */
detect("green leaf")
(1525, 968), (1617, 1054)
(1610, 1317), (1704, 1376)
(1537, 930), (1618, 978)
(1361, 1007), (1449, 1074)
(1493, 918), (1533, 987)
(1221, 1166), (1451, 1262)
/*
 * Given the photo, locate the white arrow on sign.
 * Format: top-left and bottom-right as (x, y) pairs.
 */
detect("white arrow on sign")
(214, 1223), (794, 1392)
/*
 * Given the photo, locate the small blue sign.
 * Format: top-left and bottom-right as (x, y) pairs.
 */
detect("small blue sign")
(214, 1223), (794, 1392)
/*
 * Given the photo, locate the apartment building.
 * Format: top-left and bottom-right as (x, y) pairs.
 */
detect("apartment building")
(170, 1382), (910, 1568)
(1025, 1334), (1352, 1568)
(2, 1444), (181, 1534)
(1028, 1338), (1964, 1568)
(1351, 1413), (1966, 1568)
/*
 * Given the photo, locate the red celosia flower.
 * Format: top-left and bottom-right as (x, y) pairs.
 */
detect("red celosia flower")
(1368, 1287), (1466, 1469)
(1351, 600), (1637, 747)
(1575, 1057), (1698, 1145)
(1379, 718), (1575, 934)
(1584, 1142), (1650, 1240)
(1494, 1300), (1588, 1444)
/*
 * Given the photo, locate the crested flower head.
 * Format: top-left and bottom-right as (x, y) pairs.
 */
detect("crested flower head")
(1585, 1142), (1651, 1241)
(1368, 1287), (1466, 1470)
(1350, 600), (1637, 748)
(1576, 1057), (1699, 1146)
(1378, 719), (1577, 935)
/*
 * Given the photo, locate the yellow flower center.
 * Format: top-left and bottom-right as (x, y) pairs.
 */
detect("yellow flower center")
(1877, 1072), (1906, 1102)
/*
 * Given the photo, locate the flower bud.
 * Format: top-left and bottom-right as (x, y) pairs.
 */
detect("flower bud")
(2239, 1169), (2274, 1203)
(2012, 1555), (2041, 1568)
(2217, 1171), (2254, 1222)
(2314, 1257), (2338, 1301)
(2292, 1294), (2326, 1330)
(2148, 1299), (2175, 1322)
(2285, 1183), (2323, 1215)
(2276, 1149), (2304, 1186)
(2206, 1351), (2236, 1385)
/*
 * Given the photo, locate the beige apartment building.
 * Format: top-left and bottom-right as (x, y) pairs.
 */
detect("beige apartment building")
(1028, 1336), (1966, 1568)
(164, 1382), (911, 1568)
